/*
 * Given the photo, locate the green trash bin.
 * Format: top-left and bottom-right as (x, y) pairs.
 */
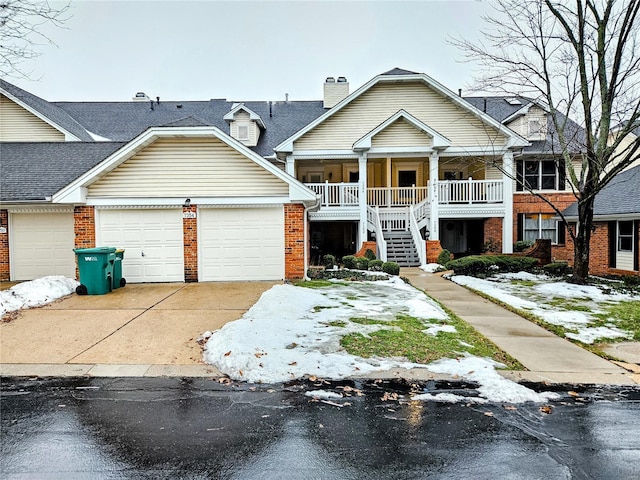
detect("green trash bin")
(73, 247), (116, 295)
(113, 249), (126, 289)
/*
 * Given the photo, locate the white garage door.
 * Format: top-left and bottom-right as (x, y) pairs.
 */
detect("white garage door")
(199, 207), (284, 281)
(10, 212), (75, 280)
(97, 209), (184, 283)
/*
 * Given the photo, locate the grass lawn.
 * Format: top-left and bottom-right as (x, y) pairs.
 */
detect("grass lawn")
(296, 279), (523, 370)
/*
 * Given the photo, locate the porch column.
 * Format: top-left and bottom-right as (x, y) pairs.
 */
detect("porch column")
(502, 150), (514, 253)
(285, 155), (295, 177)
(358, 154), (368, 248)
(429, 152), (439, 240)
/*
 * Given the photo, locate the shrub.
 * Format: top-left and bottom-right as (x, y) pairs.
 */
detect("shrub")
(354, 257), (370, 270)
(382, 261), (400, 275)
(514, 240), (534, 252)
(323, 254), (336, 269)
(482, 238), (500, 253)
(342, 255), (356, 269)
(368, 260), (383, 271)
(436, 249), (452, 265)
(542, 262), (572, 277)
(446, 255), (538, 276)
(364, 248), (377, 260)
(305, 268), (386, 282)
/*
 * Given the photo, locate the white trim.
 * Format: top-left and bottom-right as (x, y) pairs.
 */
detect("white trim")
(274, 72), (529, 154)
(52, 126), (317, 204)
(88, 196), (292, 207)
(0, 87), (82, 141)
(288, 150), (359, 159)
(4, 205), (73, 213)
(503, 103), (533, 124)
(223, 103), (266, 128)
(353, 109), (451, 151)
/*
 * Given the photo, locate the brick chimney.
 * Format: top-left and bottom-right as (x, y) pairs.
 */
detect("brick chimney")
(323, 76), (349, 108)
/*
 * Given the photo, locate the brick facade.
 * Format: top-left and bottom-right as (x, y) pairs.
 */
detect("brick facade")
(483, 217), (503, 252)
(563, 222), (640, 277)
(284, 204), (305, 279)
(0, 210), (9, 281)
(513, 192), (576, 262)
(183, 205), (198, 282)
(73, 206), (96, 249)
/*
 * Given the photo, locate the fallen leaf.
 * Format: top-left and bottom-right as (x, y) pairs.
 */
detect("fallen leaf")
(321, 400), (352, 408)
(224, 351), (231, 357)
(309, 375), (317, 382)
(286, 342), (298, 349)
(484, 412), (494, 417)
(539, 405), (553, 414)
(381, 391), (399, 402)
(239, 370), (243, 376)
(568, 391), (579, 397)
(318, 424), (324, 428)
(504, 405), (518, 411)
(288, 361), (297, 366)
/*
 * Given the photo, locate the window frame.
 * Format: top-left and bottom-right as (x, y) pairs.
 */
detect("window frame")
(237, 124), (250, 141)
(618, 221), (634, 252)
(516, 159), (565, 192)
(519, 213), (564, 245)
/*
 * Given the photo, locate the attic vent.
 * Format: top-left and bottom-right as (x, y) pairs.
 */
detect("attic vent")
(133, 92), (150, 102)
(506, 97), (522, 105)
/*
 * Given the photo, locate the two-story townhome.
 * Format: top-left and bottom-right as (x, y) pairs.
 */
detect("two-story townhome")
(0, 68), (594, 283)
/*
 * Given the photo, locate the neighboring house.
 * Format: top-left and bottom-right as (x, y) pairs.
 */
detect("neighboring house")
(0, 69), (595, 282)
(561, 165), (640, 276)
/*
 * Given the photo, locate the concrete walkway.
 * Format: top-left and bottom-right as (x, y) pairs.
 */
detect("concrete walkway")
(402, 268), (640, 386)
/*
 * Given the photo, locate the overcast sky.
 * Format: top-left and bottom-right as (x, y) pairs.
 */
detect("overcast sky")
(12, 0), (493, 103)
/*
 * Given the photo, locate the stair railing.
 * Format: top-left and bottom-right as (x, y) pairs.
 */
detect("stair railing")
(409, 205), (426, 266)
(367, 206), (387, 262)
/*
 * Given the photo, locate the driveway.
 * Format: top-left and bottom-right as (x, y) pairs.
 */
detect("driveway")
(0, 282), (276, 377)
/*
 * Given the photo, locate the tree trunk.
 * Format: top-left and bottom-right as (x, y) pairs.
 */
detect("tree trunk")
(572, 196), (595, 284)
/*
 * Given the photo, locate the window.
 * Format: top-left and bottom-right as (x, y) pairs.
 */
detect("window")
(516, 159), (565, 191)
(307, 172), (323, 183)
(618, 221), (633, 252)
(528, 119), (542, 136)
(237, 124), (249, 141)
(519, 213), (564, 244)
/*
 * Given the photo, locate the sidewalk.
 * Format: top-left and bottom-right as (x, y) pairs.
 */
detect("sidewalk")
(402, 268), (640, 386)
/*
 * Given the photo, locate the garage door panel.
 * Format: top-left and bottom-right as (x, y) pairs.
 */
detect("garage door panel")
(11, 212), (75, 280)
(97, 209), (184, 283)
(200, 207), (285, 281)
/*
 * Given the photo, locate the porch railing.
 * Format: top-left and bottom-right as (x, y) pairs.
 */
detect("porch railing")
(306, 182), (359, 207)
(367, 186), (429, 207)
(438, 179), (503, 204)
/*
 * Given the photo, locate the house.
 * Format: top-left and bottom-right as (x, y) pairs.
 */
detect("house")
(562, 165), (640, 276)
(0, 68), (591, 283)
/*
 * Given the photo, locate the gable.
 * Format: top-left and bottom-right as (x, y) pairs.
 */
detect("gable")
(87, 137), (288, 198)
(505, 105), (547, 141)
(294, 82), (505, 151)
(371, 118), (433, 149)
(0, 94), (65, 141)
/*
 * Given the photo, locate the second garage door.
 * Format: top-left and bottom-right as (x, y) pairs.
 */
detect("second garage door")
(199, 207), (285, 281)
(96, 209), (184, 283)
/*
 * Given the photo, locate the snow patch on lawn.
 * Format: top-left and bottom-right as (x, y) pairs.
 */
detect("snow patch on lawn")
(450, 274), (634, 344)
(203, 278), (557, 404)
(421, 263), (445, 273)
(1, 276), (78, 316)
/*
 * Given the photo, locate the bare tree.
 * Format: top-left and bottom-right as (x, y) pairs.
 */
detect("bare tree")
(0, 0), (71, 79)
(453, 0), (640, 283)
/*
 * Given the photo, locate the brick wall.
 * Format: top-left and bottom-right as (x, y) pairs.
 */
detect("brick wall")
(74, 206), (96, 248)
(513, 192), (576, 261)
(183, 205), (198, 282)
(483, 217), (503, 252)
(426, 240), (443, 263)
(0, 210), (9, 281)
(284, 204), (305, 279)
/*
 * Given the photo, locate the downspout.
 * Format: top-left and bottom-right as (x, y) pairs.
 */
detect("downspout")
(303, 195), (322, 280)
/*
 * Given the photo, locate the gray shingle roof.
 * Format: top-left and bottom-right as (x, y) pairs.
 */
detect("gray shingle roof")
(381, 67), (419, 76)
(0, 142), (125, 201)
(54, 99), (327, 157)
(562, 165), (640, 218)
(0, 79), (94, 141)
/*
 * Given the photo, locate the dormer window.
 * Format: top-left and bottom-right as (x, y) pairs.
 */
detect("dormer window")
(223, 103), (265, 147)
(529, 119), (543, 137)
(237, 124), (249, 141)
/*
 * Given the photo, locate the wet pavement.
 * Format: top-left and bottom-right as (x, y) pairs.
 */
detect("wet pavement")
(1, 377), (639, 479)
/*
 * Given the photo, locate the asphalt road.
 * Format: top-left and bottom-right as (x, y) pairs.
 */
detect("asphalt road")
(1, 377), (639, 479)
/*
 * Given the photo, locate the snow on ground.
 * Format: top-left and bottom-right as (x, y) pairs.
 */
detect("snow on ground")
(203, 276), (556, 403)
(421, 263), (445, 273)
(0, 276), (79, 316)
(451, 273), (634, 344)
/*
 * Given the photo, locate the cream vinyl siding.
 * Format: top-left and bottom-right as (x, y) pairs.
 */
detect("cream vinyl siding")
(295, 82), (505, 150)
(505, 106), (547, 141)
(88, 137), (288, 197)
(371, 119), (432, 148)
(230, 111), (260, 146)
(0, 94), (65, 141)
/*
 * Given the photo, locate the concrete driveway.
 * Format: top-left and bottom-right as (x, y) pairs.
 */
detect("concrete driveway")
(0, 282), (277, 377)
